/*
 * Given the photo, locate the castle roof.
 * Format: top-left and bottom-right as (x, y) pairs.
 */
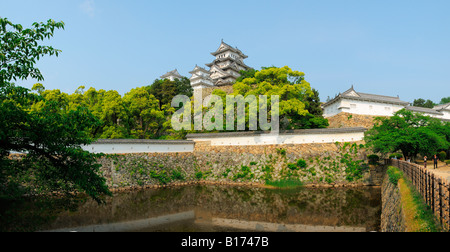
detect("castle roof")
(206, 56), (251, 69)
(322, 86), (410, 107)
(189, 65), (209, 74)
(160, 69), (183, 79)
(434, 103), (450, 112)
(214, 78), (234, 86)
(211, 40), (248, 59)
(405, 106), (444, 115)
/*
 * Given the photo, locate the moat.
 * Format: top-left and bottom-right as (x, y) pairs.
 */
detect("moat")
(1, 185), (381, 232)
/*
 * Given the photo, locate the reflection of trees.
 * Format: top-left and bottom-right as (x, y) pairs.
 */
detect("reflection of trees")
(198, 187), (380, 230)
(9, 186), (380, 231)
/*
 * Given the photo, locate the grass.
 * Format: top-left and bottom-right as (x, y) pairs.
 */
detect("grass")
(265, 179), (303, 189)
(388, 166), (442, 232)
(387, 166), (402, 186)
(399, 178), (442, 232)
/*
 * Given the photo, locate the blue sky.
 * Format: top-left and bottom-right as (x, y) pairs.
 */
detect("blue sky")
(2, 0), (450, 103)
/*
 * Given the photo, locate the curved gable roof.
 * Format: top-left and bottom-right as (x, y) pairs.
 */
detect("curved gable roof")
(322, 86), (410, 108)
(434, 103), (450, 111)
(405, 106), (444, 115)
(160, 69), (183, 79)
(211, 41), (248, 59)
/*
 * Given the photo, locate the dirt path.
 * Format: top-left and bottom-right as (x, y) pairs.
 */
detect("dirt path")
(416, 160), (450, 181)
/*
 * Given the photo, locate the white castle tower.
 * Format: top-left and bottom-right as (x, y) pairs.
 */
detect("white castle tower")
(205, 40), (252, 86)
(160, 69), (183, 81)
(189, 65), (214, 90)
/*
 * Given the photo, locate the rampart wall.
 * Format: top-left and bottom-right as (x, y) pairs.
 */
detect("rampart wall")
(93, 127), (386, 191)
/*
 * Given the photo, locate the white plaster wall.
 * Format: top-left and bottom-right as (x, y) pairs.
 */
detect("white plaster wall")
(191, 131), (365, 146)
(82, 143), (194, 154)
(191, 79), (213, 86)
(166, 76), (180, 82)
(201, 71), (210, 78)
(323, 102), (341, 117)
(439, 111), (450, 120)
(323, 99), (405, 117)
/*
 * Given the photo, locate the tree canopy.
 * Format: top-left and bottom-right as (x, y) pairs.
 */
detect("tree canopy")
(29, 84), (185, 140)
(365, 109), (450, 160)
(229, 66), (328, 130)
(148, 77), (193, 109)
(0, 18), (64, 84)
(440, 97), (450, 105)
(0, 17), (110, 203)
(412, 98), (435, 108)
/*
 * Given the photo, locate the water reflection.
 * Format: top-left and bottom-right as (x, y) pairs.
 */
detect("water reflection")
(38, 185), (380, 232)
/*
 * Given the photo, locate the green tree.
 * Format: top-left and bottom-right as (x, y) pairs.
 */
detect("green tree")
(289, 88), (329, 129)
(232, 66), (328, 130)
(236, 68), (257, 82)
(79, 87), (107, 137)
(0, 18), (64, 83)
(440, 97), (450, 105)
(68, 85), (87, 111)
(0, 17), (111, 203)
(412, 98), (435, 108)
(148, 77), (193, 109)
(365, 109), (450, 160)
(40, 88), (70, 111)
(98, 90), (129, 139)
(123, 87), (165, 139)
(31, 83), (45, 95)
(174, 77), (193, 99)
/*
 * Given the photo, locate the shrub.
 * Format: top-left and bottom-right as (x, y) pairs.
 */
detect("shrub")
(171, 169), (185, 181)
(263, 165), (274, 181)
(277, 148), (286, 156)
(387, 166), (403, 186)
(308, 167), (317, 176)
(438, 151), (447, 161)
(368, 154), (380, 165)
(296, 159), (307, 168)
(325, 176), (334, 184)
(222, 168), (231, 178)
(389, 153), (403, 159)
(287, 163), (298, 170)
(195, 171), (203, 180)
(149, 170), (171, 185)
(233, 165), (254, 181)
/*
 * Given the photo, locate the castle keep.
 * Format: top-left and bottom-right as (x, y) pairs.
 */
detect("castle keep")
(161, 40), (252, 90)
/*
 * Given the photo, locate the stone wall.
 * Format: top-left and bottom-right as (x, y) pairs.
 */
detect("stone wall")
(99, 140), (385, 191)
(381, 175), (406, 232)
(197, 85), (234, 98)
(327, 112), (382, 129)
(98, 152), (197, 190)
